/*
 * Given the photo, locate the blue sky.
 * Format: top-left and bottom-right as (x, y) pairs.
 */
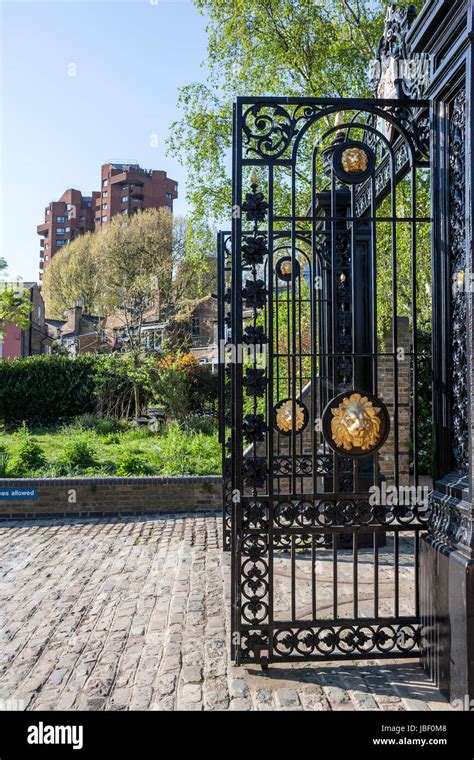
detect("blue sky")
(0, 0), (210, 281)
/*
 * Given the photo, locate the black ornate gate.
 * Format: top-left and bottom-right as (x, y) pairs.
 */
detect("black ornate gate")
(219, 96), (431, 667)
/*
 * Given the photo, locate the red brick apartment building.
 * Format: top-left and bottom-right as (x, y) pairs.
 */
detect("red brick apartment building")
(94, 163), (178, 230)
(37, 163), (178, 279)
(37, 189), (97, 281)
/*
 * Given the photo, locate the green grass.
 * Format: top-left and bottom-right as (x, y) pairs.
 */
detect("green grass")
(0, 418), (221, 478)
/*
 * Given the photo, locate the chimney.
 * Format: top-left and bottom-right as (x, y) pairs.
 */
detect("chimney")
(66, 305), (82, 334)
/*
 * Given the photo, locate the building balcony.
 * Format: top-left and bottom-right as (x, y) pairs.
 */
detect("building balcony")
(131, 186), (144, 199)
(37, 222), (49, 235)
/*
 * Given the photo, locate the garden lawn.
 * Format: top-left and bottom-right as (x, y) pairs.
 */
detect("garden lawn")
(0, 420), (221, 478)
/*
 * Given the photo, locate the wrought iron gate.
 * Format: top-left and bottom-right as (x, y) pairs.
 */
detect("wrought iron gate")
(218, 97), (431, 667)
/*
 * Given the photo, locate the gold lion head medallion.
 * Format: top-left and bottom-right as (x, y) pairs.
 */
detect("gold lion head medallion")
(341, 147), (368, 174)
(275, 399), (306, 435)
(330, 393), (381, 451)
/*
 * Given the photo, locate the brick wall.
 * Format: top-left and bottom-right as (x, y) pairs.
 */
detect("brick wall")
(377, 316), (411, 486)
(0, 476), (222, 519)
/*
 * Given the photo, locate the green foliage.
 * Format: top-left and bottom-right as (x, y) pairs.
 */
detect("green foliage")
(0, 421), (220, 478)
(8, 424), (47, 476)
(168, 0), (427, 243)
(185, 415), (218, 436)
(56, 434), (99, 473)
(376, 172), (432, 338)
(115, 451), (153, 476)
(153, 421), (220, 475)
(0, 444), (10, 477)
(66, 413), (123, 436)
(101, 432), (122, 445)
(154, 353), (218, 421)
(94, 353), (157, 420)
(0, 355), (97, 425)
(0, 287), (31, 338)
(0, 354), (158, 425)
(0, 259), (32, 337)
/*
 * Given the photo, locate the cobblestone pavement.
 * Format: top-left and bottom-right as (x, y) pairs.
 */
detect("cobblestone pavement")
(0, 514), (452, 711)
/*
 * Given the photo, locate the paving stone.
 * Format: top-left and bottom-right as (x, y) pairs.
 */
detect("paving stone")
(275, 688), (301, 709)
(0, 514), (453, 713)
(229, 678), (249, 699)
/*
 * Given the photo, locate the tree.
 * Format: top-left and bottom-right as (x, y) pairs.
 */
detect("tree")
(99, 209), (172, 414)
(0, 259), (31, 337)
(168, 0), (403, 231)
(41, 233), (102, 318)
(100, 208), (175, 348)
(168, 0), (428, 332)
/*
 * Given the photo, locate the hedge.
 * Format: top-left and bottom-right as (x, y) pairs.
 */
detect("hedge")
(0, 353), (218, 426)
(0, 355), (98, 424)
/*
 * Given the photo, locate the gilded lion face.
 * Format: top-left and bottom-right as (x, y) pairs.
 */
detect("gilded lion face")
(331, 393), (381, 451)
(276, 399), (305, 434)
(341, 147), (368, 174)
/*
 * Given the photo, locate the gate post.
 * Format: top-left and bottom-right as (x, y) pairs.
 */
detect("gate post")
(404, 0), (474, 702)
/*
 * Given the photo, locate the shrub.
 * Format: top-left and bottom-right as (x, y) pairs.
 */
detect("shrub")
(101, 432), (122, 445)
(56, 434), (99, 473)
(67, 413), (100, 430)
(153, 422), (220, 475)
(0, 444), (10, 477)
(94, 354), (157, 419)
(185, 415), (218, 436)
(0, 354), (97, 425)
(9, 425), (47, 476)
(67, 414), (122, 436)
(115, 451), (153, 476)
(154, 352), (217, 421)
(126, 427), (156, 440)
(0, 354), (158, 425)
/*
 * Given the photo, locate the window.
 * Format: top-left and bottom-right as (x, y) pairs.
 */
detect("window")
(65, 226), (71, 233)
(165, 204), (172, 211)
(56, 215), (67, 223)
(165, 193), (172, 200)
(79, 215), (85, 221)
(121, 195), (128, 203)
(85, 200), (92, 208)
(56, 227), (65, 234)
(102, 203), (107, 210)
(102, 215), (108, 222)
(102, 191), (107, 198)
(174, 183), (178, 193)
(121, 209), (128, 215)
(102, 179), (108, 187)
(144, 330), (163, 351)
(56, 240), (66, 247)
(121, 183), (128, 190)
(46, 209), (51, 215)
(191, 317), (200, 337)
(45, 244), (49, 250)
